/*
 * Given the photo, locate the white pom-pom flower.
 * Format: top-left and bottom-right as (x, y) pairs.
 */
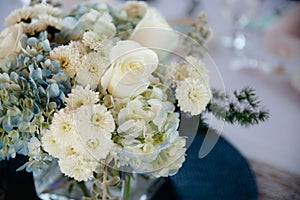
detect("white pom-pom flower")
(176, 77), (211, 116)
(58, 155), (98, 182)
(76, 52), (110, 90)
(74, 104), (115, 160)
(49, 109), (77, 144)
(50, 45), (81, 78)
(65, 85), (99, 110)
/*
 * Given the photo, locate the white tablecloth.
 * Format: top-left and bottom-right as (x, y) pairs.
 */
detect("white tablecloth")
(202, 0), (300, 175)
(207, 44), (300, 175)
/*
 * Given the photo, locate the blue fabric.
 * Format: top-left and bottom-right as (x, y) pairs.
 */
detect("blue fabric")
(0, 155), (40, 200)
(168, 133), (258, 200)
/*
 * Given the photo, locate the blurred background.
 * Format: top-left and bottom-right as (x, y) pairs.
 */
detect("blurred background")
(0, 0), (300, 199)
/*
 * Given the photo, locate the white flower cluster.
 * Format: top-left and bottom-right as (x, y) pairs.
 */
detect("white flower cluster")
(0, 1), (212, 182)
(5, 4), (62, 34)
(163, 56), (212, 115)
(50, 35), (113, 90)
(42, 86), (115, 181)
(110, 91), (186, 177)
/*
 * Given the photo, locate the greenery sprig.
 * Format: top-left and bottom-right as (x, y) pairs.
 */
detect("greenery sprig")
(182, 13), (211, 57)
(207, 87), (269, 126)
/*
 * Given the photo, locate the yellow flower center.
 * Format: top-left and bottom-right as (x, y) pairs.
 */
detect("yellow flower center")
(189, 88), (201, 102)
(61, 122), (72, 132)
(87, 139), (99, 149)
(91, 113), (103, 126)
(75, 99), (85, 108)
(89, 64), (98, 73)
(66, 146), (75, 155)
(60, 57), (70, 68)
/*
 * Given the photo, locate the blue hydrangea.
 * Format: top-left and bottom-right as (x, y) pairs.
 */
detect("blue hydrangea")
(0, 31), (71, 163)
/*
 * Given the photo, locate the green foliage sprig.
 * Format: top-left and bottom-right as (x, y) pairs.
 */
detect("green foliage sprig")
(207, 87), (269, 126)
(182, 13), (211, 57)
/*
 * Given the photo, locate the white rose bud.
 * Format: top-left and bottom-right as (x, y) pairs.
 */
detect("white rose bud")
(101, 40), (158, 98)
(130, 8), (179, 56)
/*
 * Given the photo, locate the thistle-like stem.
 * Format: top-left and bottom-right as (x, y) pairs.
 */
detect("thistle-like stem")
(123, 175), (131, 200)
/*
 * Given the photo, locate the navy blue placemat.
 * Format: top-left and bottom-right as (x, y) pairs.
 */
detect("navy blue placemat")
(153, 132), (258, 200)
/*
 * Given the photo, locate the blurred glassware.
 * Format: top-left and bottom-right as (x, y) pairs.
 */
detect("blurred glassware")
(221, 0), (262, 51)
(220, 0), (284, 73)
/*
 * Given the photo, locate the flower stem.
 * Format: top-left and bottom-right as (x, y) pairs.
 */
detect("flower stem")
(102, 166), (108, 200)
(78, 181), (90, 197)
(123, 175), (131, 200)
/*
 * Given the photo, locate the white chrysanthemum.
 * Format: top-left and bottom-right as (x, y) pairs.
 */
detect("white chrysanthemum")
(50, 109), (77, 144)
(176, 78), (211, 116)
(82, 31), (102, 50)
(38, 14), (62, 29)
(74, 105), (115, 160)
(58, 155), (97, 182)
(42, 108), (94, 159)
(76, 52), (109, 89)
(23, 15), (62, 34)
(5, 6), (33, 25)
(77, 129), (113, 161)
(94, 38), (116, 58)
(58, 140), (94, 160)
(185, 56), (209, 82)
(41, 130), (62, 158)
(164, 56), (209, 85)
(66, 85), (99, 110)
(164, 62), (180, 84)
(75, 104), (115, 134)
(69, 41), (87, 55)
(50, 45), (81, 78)
(5, 4), (61, 26)
(32, 4), (61, 16)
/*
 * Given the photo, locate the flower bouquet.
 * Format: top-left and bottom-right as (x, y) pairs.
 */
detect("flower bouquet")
(0, 1), (268, 199)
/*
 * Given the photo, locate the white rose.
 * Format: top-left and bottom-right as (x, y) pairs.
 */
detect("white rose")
(101, 40), (158, 98)
(0, 24), (23, 63)
(130, 8), (179, 55)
